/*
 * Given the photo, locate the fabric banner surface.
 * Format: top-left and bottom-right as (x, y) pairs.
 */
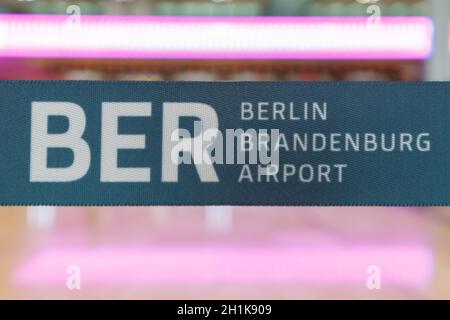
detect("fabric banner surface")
(0, 81), (448, 206)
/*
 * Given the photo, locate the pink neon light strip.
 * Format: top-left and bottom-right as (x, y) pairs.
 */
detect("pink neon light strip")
(13, 244), (433, 287)
(0, 15), (433, 59)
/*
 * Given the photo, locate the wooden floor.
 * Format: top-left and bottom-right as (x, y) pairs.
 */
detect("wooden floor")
(1, 206), (449, 299)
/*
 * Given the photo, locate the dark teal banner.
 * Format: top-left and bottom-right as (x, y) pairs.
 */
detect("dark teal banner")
(0, 81), (448, 206)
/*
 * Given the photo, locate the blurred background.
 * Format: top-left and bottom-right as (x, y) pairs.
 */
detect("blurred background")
(0, 0), (449, 299)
